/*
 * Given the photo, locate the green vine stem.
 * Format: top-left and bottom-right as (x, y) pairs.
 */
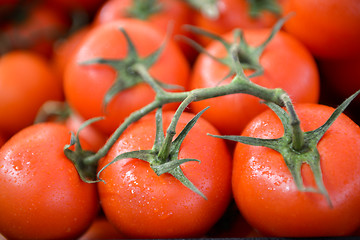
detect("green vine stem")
(83, 46), (289, 168)
(125, 0), (162, 20)
(184, 0), (219, 19)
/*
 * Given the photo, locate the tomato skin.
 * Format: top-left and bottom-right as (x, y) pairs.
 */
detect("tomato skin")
(232, 104), (360, 237)
(97, 111), (232, 238)
(0, 122), (99, 240)
(52, 25), (92, 87)
(192, 0), (283, 46)
(282, 0), (360, 59)
(64, 19), (190, 135)
(0, 50), (63, 137)
(189, 29), (319, 135)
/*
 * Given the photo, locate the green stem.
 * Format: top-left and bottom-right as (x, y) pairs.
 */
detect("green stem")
(185, 0), (219, 19)
(158, 94), (198, 160)
(280, 93), (305, 151)
(83, 100), (163, 166)
(83, 72), (286, 166)
(126, 0), (162, 20)
(132, 63), (166, 95)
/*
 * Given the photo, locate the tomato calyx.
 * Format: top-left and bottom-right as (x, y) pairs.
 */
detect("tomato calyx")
(64, 117), (104, 183)
(80, 27), (180, 111)
(184, 0), (219, 19)
(247, 0), (282, 18)
(97, 107), (208, 199)
(210, 90), (360, 207)
(34, 101), (72, 123)
(125, 0), (163, 20)
(182, 14), (291, 83)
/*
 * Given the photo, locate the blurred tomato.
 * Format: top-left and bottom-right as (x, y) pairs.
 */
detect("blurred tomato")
(0, 50), (63, 137)
(0, 2), (70, 58)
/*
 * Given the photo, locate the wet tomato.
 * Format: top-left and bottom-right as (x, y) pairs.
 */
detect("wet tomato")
(232, 103), (360, 237)
(0, 122), (99, 240)
(97, 111), (232, 238)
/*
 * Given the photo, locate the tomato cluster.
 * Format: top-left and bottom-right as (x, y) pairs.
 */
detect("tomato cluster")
(0, 0), (360, 239)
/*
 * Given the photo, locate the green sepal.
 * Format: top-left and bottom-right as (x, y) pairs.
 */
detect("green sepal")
(171, 107), (210, 156)
(64, 116), (104, 183)
(151, 158), (200, 176)
(96, 149), (155, 184)
(80, 27), (181, 112)
(184, 0), (219, 19)
(125, 0), (163, 20)
(169, 166), (207, 200)
(210, 90), (360, 207)
(247, 0), (282, 18)
(306, 89), (360, 143)
(97, 107), (208, 199)
(154, 107), (208, 199)
(34, 101), (72, 124)
(182, 14), (291, 82)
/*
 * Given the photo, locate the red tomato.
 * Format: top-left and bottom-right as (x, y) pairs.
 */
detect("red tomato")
(93, 0), (196, 61)
(78, 216), (124, 240)
(64, 19), (190, 135)
(97, 111), (232, 238)
(189, 28), (319, 135)
(0, 50), (63, 137)
(0, 122), (99, 240)
(282, 0), (360, 59)
(52, 25), (92, 87)
(232, 103), (360, 237)
(191, 0), (284, 46)
(0, 3), (70, 58)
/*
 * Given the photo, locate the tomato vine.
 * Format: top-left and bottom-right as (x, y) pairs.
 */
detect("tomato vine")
(68, 15), (359, 206)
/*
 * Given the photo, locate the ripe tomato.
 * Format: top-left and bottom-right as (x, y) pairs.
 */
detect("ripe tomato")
(282, 0), (360, 59)
(0, 122), (99, 240)
(232, 103), (360, 237)
(188, 28), (319, 135)
(97, 111), (232, 238)
(78, 216), (124, 240)
(93, 0), (196, 61)
(0, 2), (70, 58)
(0, 50), (63, 137)
(191, 0), (284, 46)
(52, 25), (92, 87)
(64, 19), (190, 135)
